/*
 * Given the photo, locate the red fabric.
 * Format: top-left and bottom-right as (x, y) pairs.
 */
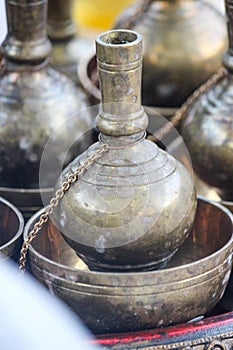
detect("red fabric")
(93, 311), (233, 346)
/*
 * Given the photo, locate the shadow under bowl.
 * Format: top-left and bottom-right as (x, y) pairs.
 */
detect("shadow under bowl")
(0, 196), (24, 262)
(24, 196), (233, 334)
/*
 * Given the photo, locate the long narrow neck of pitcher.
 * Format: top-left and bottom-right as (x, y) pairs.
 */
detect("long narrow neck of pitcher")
(95, 30), (148, 138)
(222, 0), (233, 71)
(1, 0), (51, 64)
(47, 0), (76, 41)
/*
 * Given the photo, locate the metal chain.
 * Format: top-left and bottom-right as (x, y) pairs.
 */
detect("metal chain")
(113, 0), (154, 30)
(19, 143), (109, 274)
(153, 67), (227, 141)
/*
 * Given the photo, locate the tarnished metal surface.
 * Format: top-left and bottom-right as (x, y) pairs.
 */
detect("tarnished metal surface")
(182, 0), (233, 201)
(0, 196), (24, 262)
(115, 0), (227, 108)
(2, 0), (51, 62)
(53, 29), (196, 272)
(47, 0), (76, 40)
(77, 46), (177, 118)
(0, 59), (90, 188)
(78, 0), (226, 115)
(25, 197), (233, 334)
(0, 0), (91, 214)
(47, 0), (91, 83)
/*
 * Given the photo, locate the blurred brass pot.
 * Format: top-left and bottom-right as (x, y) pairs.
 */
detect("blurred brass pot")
(24, 196), (233, 334)
(78, 0), (227, 111)
(116, 0), (227, 108)
(47, 0), (92, 84)
(0, 0), (92, 215)
(182, 0), (233, 201)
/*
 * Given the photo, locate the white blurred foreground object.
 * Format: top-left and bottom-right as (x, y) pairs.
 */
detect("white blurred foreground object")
(0, 258), (101, 350)
(0, 0), (7, 44)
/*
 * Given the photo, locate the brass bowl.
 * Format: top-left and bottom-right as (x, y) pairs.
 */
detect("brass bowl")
(77, 47), (177, 119)
(0, 196), (24, 262)
(24, 196), (233, 334)
(0, 186), (53, 221)
(194, 180), (233, 313)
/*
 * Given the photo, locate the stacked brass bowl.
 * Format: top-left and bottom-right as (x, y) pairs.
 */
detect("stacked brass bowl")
(24, 196), (233, 334)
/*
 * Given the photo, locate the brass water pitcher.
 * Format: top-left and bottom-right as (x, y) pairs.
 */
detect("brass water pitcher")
(182, 0), (233, 201)
(54, 29), (196, 272)
(47, 0), (91, 83)
(0, 0), (91, 190)
(115, 0), (227, 108)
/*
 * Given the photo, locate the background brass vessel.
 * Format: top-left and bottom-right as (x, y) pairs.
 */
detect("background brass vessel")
(182, 0), (233, 201)
(54, 29), (196, 272)
(0, 196), (24, 262)
(168, 136), (233, 215)
(0, 0), (92, 217)
(116, 0), (227, 108)
(47, 0), (91, 84)
(24, 197), (233, 334)
(78, 0), (226, 111)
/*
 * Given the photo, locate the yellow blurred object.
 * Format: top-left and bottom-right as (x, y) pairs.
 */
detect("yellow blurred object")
(73, 0), (135, 31)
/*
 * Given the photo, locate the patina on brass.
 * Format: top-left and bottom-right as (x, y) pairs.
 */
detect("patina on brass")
(53, 29), (196, 272)
(182, 0), (233, 201)
(47, 0), (91, 83)
(0, 0), (91, 193)
(109, 0), (227, 108)
(0, 197), (24, 262)
(2, 0), (51, 62)
(24, 197), (233, 334)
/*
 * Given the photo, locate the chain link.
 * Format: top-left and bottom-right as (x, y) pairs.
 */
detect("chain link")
(113, 0), (154, 30)
(19, 143), (109, 274)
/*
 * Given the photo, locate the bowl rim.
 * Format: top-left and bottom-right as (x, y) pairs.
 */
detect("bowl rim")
(0, 186), (54, 194)
(0, 196), (24, 250)
(28, 256), (232, 294)
(24, 195), (233, 283)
